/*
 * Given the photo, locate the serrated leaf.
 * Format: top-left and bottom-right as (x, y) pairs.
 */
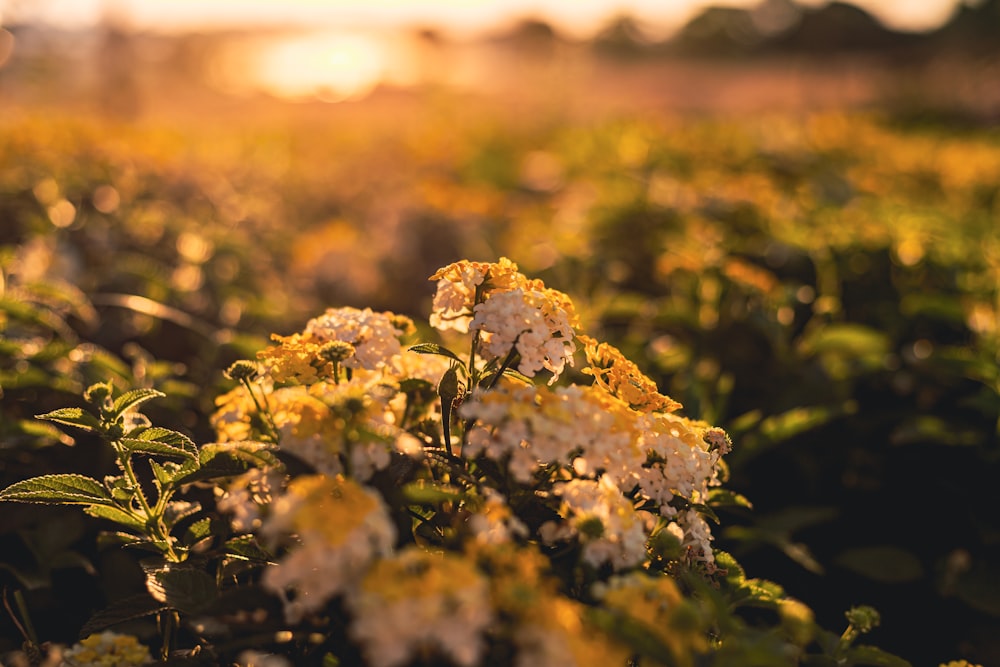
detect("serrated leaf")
(97, 531), (150, 548)
(200, 441), (281, 468)
(184, 517), (214, 546)
(173, 441), (281, 485)
(845, 645), (912, 667)
(224, 535), (274, 563)
(163, 501), (202, 529)
(144, 564), (218, 614)
(112, 388), (165, 416)
(133, 426), (198, 453)
(84, 505), (147, 531)
(119, 436), (197, 461)
(409, 342), (465, 365)
(0, 474), (115, 505)
(150, 460), (179, 489)
(80, 593), (165, 637)
(35, 407), (101, 433)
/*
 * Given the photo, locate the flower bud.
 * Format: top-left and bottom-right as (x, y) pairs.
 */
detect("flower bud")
(225, 360), (259, 382)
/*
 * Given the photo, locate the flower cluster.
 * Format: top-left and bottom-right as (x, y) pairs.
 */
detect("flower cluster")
(205, 258), (732, 666)
(346, 548), (494, 667)
(260, 474), (397, 622)
(61, 632), (152, 667)
(430, 258), (579, 383)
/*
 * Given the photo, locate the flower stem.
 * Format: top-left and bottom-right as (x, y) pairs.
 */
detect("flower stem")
(113, 441), (181, 562)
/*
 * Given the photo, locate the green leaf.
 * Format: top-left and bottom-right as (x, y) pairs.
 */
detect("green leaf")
(163, 501), (202, 529)
(172, 441), (280, 485)
(707, 488), (754, 510)
(224, 535), (274, 563)
(502, 368), (534, 385)
(112, 388), (166, 416)
(399, 378), (435, 394)
(119, 437), (198, 461)
(758, 405), (850, 445)
(80, 593), (165, 637)
(144, 564), (218, 614)
(97, 532), (150, 548)
(0, 474), (115, 506)
(409, 342), (465, 365)
(150, 460), (181, 489)
(439, 364), (461, 454)
(836, 546), (924, 583)
(35, 407), (101, 433)
(83, 505), (147, 531)
(121, 427), (198, 461)
(713, 550), (746, 587)
(689, 502), (720, 525)
(952, 559), (1000, 617)
(402, 480), (465, 504)
(736, 578), (786, 608)
(587, 607), (677, 665)
(9, 419), (76, 447)
(801, 323), (890, 359)
(184, 517), (214, 547)
(135, 427), (197, 450)
(200, 441), (281, 468)
(844, 645), (912, 667)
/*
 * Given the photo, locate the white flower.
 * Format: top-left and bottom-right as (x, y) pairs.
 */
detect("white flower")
(552, 475), (649, 570)
(470, 288), (576, 383)
(216, 467), (282, 532)
(460, 384), (643, 485)
(261, 476), (396, 622)
(346, 549), (494, 667)
(304, 307), (404, 370)
(466, 488), (529, 545)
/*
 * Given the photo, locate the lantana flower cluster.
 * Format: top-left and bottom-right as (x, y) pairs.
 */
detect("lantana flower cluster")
(209, 258), (733, 667)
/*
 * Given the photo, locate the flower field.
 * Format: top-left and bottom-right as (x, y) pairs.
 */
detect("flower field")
(0, 102), (998, 666)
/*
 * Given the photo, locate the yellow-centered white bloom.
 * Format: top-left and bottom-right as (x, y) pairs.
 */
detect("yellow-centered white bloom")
(346, 548), (494, 667)
(261, 475), (396, 622)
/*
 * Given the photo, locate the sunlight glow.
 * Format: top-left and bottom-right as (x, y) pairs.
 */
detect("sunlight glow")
(8, 0), (963, 35)
(214, 31), (401, 102)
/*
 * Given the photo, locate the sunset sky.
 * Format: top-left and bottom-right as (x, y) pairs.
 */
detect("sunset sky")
(7, 0), (965, 36)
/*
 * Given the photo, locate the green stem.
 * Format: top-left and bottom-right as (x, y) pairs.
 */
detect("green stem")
(114, 442), (181, 562)
(486, 339), (520, 391)
(12, 589), (38, 647)
(241, 377), (280, 444)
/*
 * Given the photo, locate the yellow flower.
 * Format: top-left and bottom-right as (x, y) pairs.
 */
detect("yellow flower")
(258, 332), (330, 384)
(283, 474), (382, 546)
(63, 631), (151, 666)
(211, 385), (257, 442)
(428, 257), (525, 332)
(518, 593), (632, 667)
(579, 335), (682, 413)
(596, 572), (708, 667)
(349, 548), (494, 667)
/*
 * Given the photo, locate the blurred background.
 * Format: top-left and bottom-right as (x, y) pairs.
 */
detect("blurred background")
(1, 1), (998, 665)
(1, 0), (998, 118)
